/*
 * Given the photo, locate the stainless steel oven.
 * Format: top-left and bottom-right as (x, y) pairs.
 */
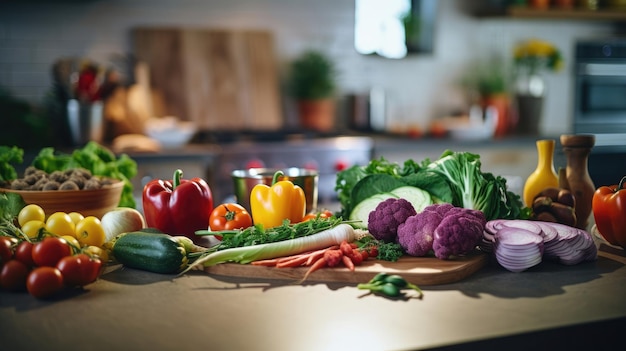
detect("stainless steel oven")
(574, 39), (626, 134)
(572, 39), (626, 186)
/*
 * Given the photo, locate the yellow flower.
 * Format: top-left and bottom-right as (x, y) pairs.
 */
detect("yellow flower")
(513, 38), (563, 73)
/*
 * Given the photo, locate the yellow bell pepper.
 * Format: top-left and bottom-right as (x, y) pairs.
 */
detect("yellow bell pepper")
(250, 171), (306, 228)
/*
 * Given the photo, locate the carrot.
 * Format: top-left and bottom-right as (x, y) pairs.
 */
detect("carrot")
(300, 257), (327, 283)
(305, 250), (327, 266)
(360, 249), (369, 261)
(340, 240), (353, 256)
(342, 255), (355, 271)
(301, 246), (336, 265)
(183, 223), (356, 272)
(276, 253), (309, 264)
(349, 249), (364, 265)
(324, 249), (343, 267)
(276, 255), (310, 268)
(250, 258), (280, 266)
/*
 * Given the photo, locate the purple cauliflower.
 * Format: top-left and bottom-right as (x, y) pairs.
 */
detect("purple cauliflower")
(396, 203), (487, 260)
(432, 208), (486, 259)
(368, 198), (417, 243)
(424, 203), (455, 217)
(397, 209), (443, 256)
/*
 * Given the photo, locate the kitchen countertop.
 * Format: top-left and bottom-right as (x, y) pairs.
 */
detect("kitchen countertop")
(1, 243), (625, 351)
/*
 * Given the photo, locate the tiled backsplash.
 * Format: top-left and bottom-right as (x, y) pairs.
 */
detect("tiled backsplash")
(0, 0), (616, 135)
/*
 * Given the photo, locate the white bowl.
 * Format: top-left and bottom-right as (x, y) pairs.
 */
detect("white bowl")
(145, 117), (196, 148)
(447, 125), (495, 141)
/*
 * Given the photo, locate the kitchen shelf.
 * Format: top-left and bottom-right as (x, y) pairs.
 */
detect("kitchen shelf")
(475, 5), (626, 22)
(507, 5), (626, 21)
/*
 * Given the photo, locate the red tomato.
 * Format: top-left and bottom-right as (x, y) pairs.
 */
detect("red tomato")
(0, 259), (29, 292)
(14, 241), (35, 267)
(56, 255), (85, 287)
(31, 237), (72, 267)
(27, 266), (64, 299)
(0, 236), (15, 264)
(209, 203), (253, 231)
(83, 254), (103, 284)
(56, 253), (102, 287)
(301, 210), (334, 222)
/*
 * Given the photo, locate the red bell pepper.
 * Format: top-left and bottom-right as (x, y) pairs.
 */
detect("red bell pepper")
(592, 176), (626, 248)
(142, 169), (213, 243)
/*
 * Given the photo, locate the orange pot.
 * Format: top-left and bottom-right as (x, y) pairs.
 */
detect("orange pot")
(297, 99), (335, 132)
(530, 0), (551, 9)
(481, 94), (512, 138)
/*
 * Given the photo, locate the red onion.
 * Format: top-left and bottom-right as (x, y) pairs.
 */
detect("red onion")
(485, 219), (597, 272)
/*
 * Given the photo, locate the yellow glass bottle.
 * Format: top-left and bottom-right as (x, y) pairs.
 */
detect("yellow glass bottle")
(523, 139), (559, 207)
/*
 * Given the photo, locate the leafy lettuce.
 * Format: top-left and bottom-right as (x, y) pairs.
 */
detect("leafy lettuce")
(31, 142), (138, 208)
(335, 151), (529, 221)
(2, 142), (138, 208)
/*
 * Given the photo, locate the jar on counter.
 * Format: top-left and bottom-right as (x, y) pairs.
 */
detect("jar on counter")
(523, 139), (560, 208)
(560, 134), (595, 230)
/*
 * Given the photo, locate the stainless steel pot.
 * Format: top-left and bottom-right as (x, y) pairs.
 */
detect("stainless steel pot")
(232, 168), (319, 214)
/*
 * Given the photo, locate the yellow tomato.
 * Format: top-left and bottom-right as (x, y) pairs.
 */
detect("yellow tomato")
(18, 204), (46, 227)
(83, 245), (109, 263)
(46, 212), (76, 237)
(75, 216), (106, 248)
(68, 212), (85, 225)
(61, 235), (82, 251)
(21, 220), (46, 239)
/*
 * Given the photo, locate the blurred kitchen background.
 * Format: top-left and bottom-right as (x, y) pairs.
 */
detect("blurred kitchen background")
(2, 0), (626, 207)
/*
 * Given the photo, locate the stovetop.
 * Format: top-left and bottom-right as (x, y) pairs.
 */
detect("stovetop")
(191, 128), (348, 144)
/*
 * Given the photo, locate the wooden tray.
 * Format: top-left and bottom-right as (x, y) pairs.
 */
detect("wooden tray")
(204, 251), (487, 285)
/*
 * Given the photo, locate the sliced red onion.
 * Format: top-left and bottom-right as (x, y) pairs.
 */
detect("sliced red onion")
(484, 220), (503, 235)
(486, 219), (597, 272)
(495, 251), (543, 272)
(533, 221), (558, 244)
(495, 227), (544, 247)
(479, 230), (496, 253)
(501, 220), (543, 236)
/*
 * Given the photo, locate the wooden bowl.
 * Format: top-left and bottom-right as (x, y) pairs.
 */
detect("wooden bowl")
(1, 180), (124, 219)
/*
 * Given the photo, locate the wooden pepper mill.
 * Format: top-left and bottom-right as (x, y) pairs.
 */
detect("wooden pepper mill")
(560, 134), (595, 230)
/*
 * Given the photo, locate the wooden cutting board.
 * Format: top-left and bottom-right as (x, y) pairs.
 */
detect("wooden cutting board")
(204, 251), (487, 285)
(133, 27), (282, 130)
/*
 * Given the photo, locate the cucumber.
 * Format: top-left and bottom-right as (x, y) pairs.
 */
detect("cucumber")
(109, 231), (188, 274)
(349, 186), (433, 229)
(349, 193), (395, 228)
(390, 186), (433, 212)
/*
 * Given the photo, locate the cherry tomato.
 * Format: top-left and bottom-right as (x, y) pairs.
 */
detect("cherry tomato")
(27, 266), (64, 299)
(46, 212), (76, 237)
(209, 203), (253, 231)
(18, 204), (46, 227)
(83, 245), (109, 263)
(0, 259), (29, 291)
(32, 237), (72, 267)
(82, 254), (103, 284)
(61, 235), (81, 251)
(14, 241), (35, 267)
(68, 212), (85, 225)
(0, 236), (14, 264)
(75, 216), (106, 248)
(56, 253), (101, 287)
(302, 210), (334, 222)
(21, 220), (46, 240)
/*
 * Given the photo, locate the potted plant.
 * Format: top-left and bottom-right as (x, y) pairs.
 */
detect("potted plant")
(512, 38), (563, 134)
(462, 56), (513, 137)
(287, 50), (337, 132)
